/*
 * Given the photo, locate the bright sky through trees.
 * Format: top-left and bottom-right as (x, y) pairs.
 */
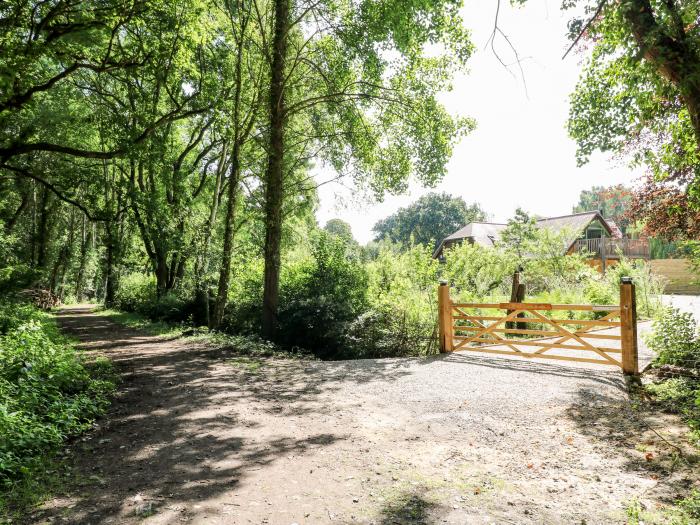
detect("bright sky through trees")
(316, 0), (643, 243)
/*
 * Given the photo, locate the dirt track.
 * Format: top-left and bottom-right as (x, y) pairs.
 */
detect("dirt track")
(29, 305), (698, 524)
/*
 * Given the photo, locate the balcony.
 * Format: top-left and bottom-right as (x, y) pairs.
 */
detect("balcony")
(573, 237), (650, 259)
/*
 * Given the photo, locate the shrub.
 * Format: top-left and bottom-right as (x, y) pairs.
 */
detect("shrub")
(278, 231), (368, 358)
(644, 308), (700, 438)
(113, 273), (156, 313)
(112, 273), (192, 323)
(443, 242), (515, 299)
(344, 308), (438, 358)
(646, 308), (700, 367)
(677, 490), (700, 522)
(603, 258), (665, 318)
(0, 302), (114, 510)
(363, 243), (439, 357)
(223, 257), (266, 334)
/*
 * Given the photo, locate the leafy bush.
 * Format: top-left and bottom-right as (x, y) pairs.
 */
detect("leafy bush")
(113, 273), (156, 312)
(443, 242), (515, 299)
(644, 308), (700, 439)
(112, 273), (191, 323)
(278, 231), (369, 358)
(603, 258), (665, 318)
(677, 490), (700, 522)
(223, 257), (266, 334)
(646, 308), (700, 367)
(358, 243), (440, 357)
(0, 302), (114, 510)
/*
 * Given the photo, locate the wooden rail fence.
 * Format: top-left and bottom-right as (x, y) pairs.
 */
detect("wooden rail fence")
(438, 278), (639, 374)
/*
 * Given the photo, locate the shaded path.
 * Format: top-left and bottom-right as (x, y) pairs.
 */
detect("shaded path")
(30, 305), (698, 524)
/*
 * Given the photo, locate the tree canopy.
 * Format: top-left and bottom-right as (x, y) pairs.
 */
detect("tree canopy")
(0, 0), (475, 338)
(572, 185), (632, 233)
(562, 0), (700, 237)
(372, 192), (487, 248)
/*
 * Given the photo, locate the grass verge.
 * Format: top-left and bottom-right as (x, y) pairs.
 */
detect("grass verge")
(94, 307), (183, 337)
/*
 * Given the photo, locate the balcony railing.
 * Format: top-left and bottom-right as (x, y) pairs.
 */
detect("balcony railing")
(573, 238), (650, 259)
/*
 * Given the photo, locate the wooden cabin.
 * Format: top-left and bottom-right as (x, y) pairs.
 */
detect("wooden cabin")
(432, 211), (649, 271)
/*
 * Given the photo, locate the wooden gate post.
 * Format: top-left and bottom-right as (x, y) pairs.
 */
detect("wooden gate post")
(620, 277), (639, 375)
(438, 280), (454, 352)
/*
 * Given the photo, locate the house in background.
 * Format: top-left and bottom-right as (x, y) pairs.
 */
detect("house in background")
(432, 211), (649, 271)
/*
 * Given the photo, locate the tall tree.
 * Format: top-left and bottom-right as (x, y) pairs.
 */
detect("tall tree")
(499, 208), (537, 264)
(212, 0), (266, 329)
(258, 0), (476, 339)
(324, 219), (355, 242)
(261, 0), (290, 339)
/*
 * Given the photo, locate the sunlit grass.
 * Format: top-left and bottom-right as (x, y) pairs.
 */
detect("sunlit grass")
(94, 308), (183, 337)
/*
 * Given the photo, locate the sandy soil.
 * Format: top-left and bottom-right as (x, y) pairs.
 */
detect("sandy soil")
(27, 305), (699, 525)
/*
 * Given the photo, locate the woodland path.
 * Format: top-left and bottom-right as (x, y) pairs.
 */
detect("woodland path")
(29, 305), (698, 525)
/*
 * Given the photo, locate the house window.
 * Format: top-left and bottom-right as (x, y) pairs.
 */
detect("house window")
(586, 228), (603, 239)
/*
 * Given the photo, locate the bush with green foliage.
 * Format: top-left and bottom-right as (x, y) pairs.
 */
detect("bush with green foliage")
(645, 308), (700, 439)
(278, 231), (369, 358)
(361, 243), (441, 357)
(443, 242), (516, 300)
(0, 302), (114, 511)
(647, 309), (700, 367)
(112, 273), (156, 313)
(103, 224), (664, 360)
(113, 273), (191, 323)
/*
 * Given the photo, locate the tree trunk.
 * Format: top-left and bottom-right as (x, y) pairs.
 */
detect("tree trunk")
(35, 186), (52, 269)
(104, 222), (118, 307)
(50, 209), (76, 298)
(75, 215), (89, 302)
(212, 4), (251, 330)
(212, 149), (240, 329)
(154, 249), (170, 297)
(195, 144), (226, 326)
(261, 0), (290, 341)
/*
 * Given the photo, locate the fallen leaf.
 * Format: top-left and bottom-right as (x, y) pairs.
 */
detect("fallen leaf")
(645, 452), (654, 462)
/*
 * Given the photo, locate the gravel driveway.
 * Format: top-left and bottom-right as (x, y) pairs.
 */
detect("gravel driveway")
(30, 305), (698, 525)
(662, 294), (700, 319)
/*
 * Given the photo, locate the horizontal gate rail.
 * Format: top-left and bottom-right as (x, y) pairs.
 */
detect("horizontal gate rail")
(437, 279), (639, 374)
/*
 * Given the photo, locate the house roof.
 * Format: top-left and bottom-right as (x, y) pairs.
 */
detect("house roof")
(432, 210), (613, 258)
(432, 222), (507, 258)
(535, 211), (611, 236)
(534, 211), (612, 251)
(442, 222), (507, 244)
(606, 220), (624, 238)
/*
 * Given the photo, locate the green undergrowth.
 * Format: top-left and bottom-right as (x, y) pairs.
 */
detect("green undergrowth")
(625, 491), (700, 524)
(99, 307), (315, 360)
(637, 308), (700, 523)
(0, 301), (116, 519)
(643, 308), (700, 443)
(94, 308), (183, 337)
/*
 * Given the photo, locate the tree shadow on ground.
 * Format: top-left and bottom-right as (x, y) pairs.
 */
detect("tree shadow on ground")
(440, 351), (626, 391)
(24, 307), (421, 524)
(565, 388), (699, 505)
(374, 489), (444, 525)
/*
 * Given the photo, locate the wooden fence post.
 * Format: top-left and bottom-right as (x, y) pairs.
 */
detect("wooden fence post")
(438, 280), (454, 352)
(620, 277), (639, 375)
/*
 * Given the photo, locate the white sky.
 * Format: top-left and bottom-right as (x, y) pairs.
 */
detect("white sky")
(314, 0), (641, 244)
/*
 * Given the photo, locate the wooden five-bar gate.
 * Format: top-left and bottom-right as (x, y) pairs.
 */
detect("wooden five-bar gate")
(438, 278), (639, 374)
